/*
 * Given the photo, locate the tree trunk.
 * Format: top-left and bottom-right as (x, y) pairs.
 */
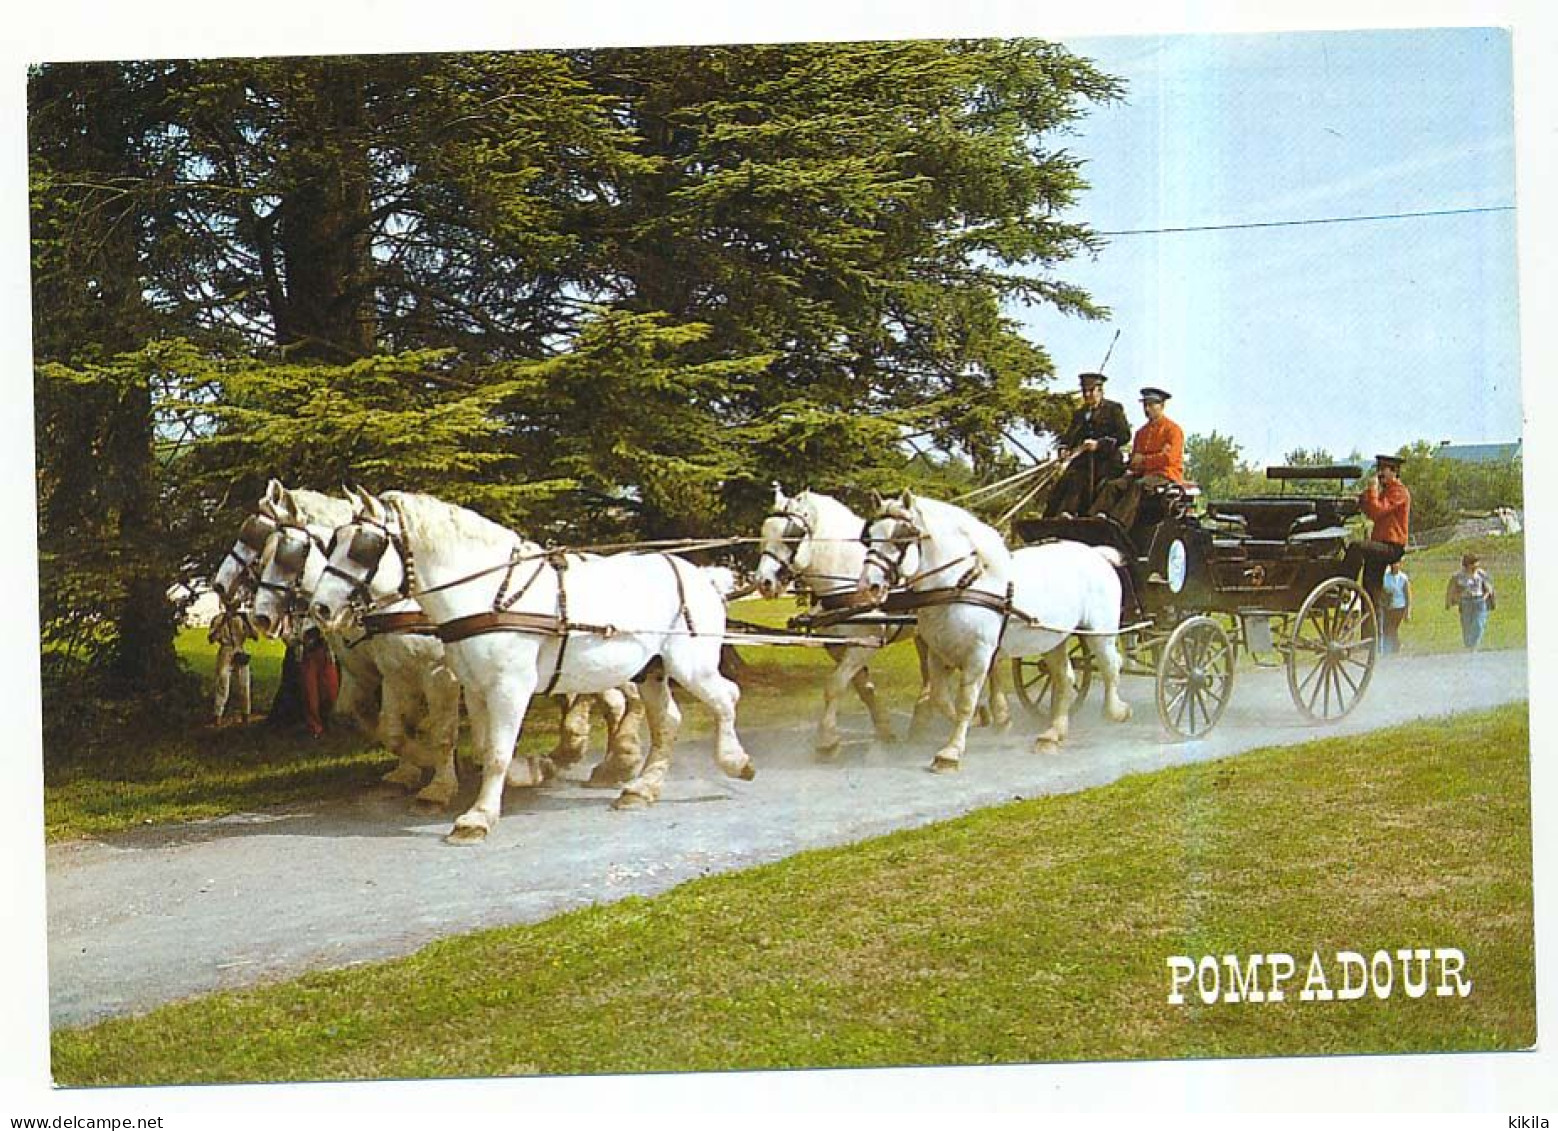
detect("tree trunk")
(272, 62), (377, 360)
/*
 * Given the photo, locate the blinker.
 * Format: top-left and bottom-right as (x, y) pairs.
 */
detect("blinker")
(238, 513), (277, 551)
(273, 533), (311, 575)
(347, 526), (389, 568)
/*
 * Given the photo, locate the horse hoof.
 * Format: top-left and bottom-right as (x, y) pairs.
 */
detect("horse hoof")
(413, 794), (451, 814)
(815, 739), (842, 758)
(929, 756), (960, 774)
(586, 765), (633, 789)
(738, 762), (756, 782)
(873, 727), (897, 744)
(1033, 738), (1060, 755)
(612, 791), (652, 811)
(444, 823), (489, 845)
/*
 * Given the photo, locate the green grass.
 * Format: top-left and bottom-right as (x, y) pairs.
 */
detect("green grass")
(50, 703), (1534, 1084)
(39, 533), (1525, 841)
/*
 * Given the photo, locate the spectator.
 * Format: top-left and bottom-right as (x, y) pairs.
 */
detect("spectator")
(1380, 559), (1411, 655)
(207, 608), (257, 726)
(1445, 552), (1496, 651)
(298, 625), (341, 737)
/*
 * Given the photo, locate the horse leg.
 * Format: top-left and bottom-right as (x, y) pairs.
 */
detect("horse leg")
(664, 640), (754, 782)
(985, 654), (1013, 731)
(930, 663), (986, 773)
(613, 669), (680, 809)
(907, 634), (937, 739)
(929, 651), (960, 723)
(1034, 642), (1078, 751)
(412, 672), (463, 809)
(588, 684), (646, 787)
(1088, 634), (1133, 723)
(547, 695), (592, 767)
(376, 678), (426, 792)
(448, 675), (535, 844)
(848, 651), (897, 744)
(816, 644), (851, 755)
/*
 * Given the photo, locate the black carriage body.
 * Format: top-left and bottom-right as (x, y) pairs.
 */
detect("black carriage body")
(1010, 465), (1378, 739)
(1014, 469), (1361, 621)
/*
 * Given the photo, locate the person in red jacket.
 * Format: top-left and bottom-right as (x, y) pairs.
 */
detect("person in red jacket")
(1093, 386), (1185, 531)
(1344, 453), (1412, 617)
(298, 625), (340, 738)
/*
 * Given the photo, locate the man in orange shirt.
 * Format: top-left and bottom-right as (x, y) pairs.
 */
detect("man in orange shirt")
(1344, 453), (1412, 615)
(1093, 386), (1185, 531)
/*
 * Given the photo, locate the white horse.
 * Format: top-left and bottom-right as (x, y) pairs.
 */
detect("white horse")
(212, 486), (380, 734)
(309, 489), (754, 843)
(755, 486), (943, 752)
(859, 491), (1131, 772)
(244, 482), (646, 793)
(249, 484), (465, 807)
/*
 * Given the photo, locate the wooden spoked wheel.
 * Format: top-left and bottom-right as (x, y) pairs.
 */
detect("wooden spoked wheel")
(1155, 615), (1237, 739)
(1287, 577), (1378, 723)
(1011, 638), (1094, 716)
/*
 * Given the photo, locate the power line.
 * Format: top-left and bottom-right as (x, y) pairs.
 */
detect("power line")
(1096, 204), (1515, 237)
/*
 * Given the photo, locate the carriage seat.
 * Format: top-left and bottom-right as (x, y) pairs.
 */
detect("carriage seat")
(1206, 497), (1354, 541)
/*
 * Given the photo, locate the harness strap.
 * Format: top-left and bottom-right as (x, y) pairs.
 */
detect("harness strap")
(362, 610), (437, 636)
(542, 553), (571, 696)
(664, 555), (697, 636)
(436, 610), (566, 644)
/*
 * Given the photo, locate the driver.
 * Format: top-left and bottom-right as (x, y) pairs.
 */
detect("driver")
(1043, 371), (1132, 518)
(1093, 386), (1185, 530)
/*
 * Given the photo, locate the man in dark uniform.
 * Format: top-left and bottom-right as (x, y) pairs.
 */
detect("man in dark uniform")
(1043, 371), (1132, 518)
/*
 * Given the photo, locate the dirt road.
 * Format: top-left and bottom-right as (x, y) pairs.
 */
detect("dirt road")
(46, 649), (1528, 1028)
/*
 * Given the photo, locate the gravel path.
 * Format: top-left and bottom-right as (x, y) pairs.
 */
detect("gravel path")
(46, 649), (1528, 1028)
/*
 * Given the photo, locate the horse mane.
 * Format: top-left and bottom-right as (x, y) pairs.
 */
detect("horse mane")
(796, 489), (861, 533)
(286, 488), (354, 528)
(384, 491), (536, 559)
(910, 494), (1012, 579)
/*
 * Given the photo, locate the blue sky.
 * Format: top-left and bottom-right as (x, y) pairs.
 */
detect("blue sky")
(1023, 27), (1522, 468)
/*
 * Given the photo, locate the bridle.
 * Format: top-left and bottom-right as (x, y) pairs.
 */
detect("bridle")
(255, 520), (333, 620)
(860, 515), (921, 591)
(757, 508), (813, 588)
(319, 512), (416, 618)
(212, 512), (278, 608)
(861, 512), (985, 596)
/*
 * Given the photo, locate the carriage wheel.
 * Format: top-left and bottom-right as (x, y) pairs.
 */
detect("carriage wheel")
(1286, 577), (1378, 723)
(1011, 638), (1094, 716)
(1155, 616), (1236, 739)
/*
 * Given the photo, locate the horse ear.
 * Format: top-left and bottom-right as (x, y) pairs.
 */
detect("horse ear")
(272, 485), (300, 523)
(771, 481), (786, 508)
(868, 489), (883, 513)
(899, 488), (914, 509)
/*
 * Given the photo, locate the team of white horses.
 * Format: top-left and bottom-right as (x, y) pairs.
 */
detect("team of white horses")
(212, 480), (1132, 843)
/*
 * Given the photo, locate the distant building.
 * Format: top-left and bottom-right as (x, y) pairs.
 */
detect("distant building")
(1435, 440), (1522, 464)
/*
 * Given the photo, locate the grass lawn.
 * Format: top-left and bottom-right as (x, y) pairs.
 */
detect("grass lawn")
(50, 703), (1534, 1084)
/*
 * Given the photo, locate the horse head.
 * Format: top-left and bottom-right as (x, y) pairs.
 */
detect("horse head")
(310, 487), (410, 631)
(250, 516), (331, 637)
(755, 485), (819, 599)
(858, 492), (922, 604)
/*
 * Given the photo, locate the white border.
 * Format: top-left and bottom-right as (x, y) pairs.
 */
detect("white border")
(2, 2), (1552, 1121)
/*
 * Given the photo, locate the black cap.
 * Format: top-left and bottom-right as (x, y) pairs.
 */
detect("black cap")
(1139, 387), (1171, 403)
(1374, 453), (1404, 470)
(1078, 371), (1108, 387)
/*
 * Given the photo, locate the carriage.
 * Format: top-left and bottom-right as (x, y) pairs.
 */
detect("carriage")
(1008, 464), (1380, 739)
